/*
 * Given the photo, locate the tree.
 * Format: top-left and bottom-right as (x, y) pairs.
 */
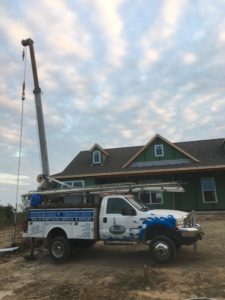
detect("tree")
(4, 204), (14, 221)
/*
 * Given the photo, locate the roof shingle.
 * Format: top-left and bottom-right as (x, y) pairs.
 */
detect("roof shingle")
(54, 138), (225, 178)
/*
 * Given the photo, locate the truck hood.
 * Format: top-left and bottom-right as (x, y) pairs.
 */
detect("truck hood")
(147, 209), (188, 219)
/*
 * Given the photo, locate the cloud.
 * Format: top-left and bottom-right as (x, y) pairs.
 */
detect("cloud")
(161, 0), (186, 32)
(112, 95), (140, 114)
(139, 0), (187, 71)
(183, 53), (197, 64)
(218, 31), (225, 42)
(139, 48), (160, 71)
(0, 15), (32, 47)
(182, 107), (199, 123)
(93, 0), (126, 67)
(0, 173), (29, 185)
(118, 126), (133, 139)
(21, 0), (93, 60)
(0, 126), (20, 143)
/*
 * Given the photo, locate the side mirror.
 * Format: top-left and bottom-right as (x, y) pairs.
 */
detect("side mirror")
(130, 208), (136, 216)
(121, 207), (127, 215)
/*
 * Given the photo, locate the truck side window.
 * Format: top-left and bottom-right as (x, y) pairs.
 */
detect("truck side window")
(107, 198), (136, 215)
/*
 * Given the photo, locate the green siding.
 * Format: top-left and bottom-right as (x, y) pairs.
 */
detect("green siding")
(84, 177), (95, 186)
(82, 170), (225, 211)
(215, 173), (225, 209)
(134, 137), (190, 163)
(146, 173), (225, 211)
(195, 173), (225, 211)
(171, 173), (225, 211)
(96, 172), (225, 211)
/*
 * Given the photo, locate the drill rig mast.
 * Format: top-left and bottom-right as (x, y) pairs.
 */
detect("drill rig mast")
(21, 38), (50, 186)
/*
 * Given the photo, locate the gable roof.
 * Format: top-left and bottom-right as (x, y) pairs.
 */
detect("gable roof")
(89, 143), (109, 156)
(54, 137), (225, 179)
(122, 134), (200, 168)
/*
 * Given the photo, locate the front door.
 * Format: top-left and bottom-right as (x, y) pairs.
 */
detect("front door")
(100, 197), (139, 241)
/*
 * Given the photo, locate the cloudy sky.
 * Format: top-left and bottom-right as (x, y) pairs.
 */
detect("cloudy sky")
(1, 0), (225, 206)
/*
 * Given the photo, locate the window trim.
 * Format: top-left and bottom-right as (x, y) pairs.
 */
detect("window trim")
(139, 191), (163, 205)
(63, 180), (84, 188)
(154, 144), (164, 157)
(106, 197), (135, 214)
(92, 150), (101, 164)
(201, 177), (218, 204)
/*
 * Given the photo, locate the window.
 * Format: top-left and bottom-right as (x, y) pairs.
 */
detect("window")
(63, 180), (84, 188)
(93, 150), (101, 164)
(141, 191), (163, 205)
(154, 144), (164, 157)
(107, 198), (135, 215)
(201, 178), (217, 203)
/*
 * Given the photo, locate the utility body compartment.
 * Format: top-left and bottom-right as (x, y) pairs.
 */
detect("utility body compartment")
(26, 204), (99, 240)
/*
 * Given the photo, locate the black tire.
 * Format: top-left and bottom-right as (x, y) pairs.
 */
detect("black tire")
(150, 235), (176, 264)
(49, 236), (70, 262)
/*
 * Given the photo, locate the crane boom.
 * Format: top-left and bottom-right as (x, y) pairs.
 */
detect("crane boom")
(21, 38), (50, 179)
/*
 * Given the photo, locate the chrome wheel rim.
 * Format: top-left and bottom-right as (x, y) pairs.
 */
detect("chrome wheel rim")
(153, 242), (170, 260)
(52, 241), (65, 258)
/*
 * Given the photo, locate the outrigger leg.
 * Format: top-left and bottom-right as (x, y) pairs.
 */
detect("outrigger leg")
(24, 237), (36, 261)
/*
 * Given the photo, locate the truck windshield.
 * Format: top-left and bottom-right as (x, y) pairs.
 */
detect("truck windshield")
(125, 195), (149, 211)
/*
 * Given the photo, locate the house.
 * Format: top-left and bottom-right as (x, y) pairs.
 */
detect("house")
(54, 134), (225, 211)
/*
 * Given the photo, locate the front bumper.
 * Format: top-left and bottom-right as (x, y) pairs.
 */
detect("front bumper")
(180, 224), (202, 238)
(179, 224), (204, 245)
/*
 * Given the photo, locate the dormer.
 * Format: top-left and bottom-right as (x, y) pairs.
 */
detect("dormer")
(123, 134), (199, 168)
(89, 143), (109, 165)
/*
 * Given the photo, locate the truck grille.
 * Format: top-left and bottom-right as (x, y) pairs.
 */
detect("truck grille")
(183, 214), (193, 227)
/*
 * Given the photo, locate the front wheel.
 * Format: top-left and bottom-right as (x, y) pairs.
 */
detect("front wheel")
(150, 235), (176, 264)
(49, 236), (71, 262)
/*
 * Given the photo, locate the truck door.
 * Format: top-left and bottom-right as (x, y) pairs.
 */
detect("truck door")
(100, 197), (139, 241)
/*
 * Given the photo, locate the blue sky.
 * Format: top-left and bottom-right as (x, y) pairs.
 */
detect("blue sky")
(1, 0), (225, 206)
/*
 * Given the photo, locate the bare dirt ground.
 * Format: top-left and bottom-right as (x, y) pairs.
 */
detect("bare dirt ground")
(0, 214), (225, 300)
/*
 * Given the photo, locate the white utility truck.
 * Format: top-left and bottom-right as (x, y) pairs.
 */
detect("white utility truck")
(21, 39), (203, 263)
(22, 183), (203, 263)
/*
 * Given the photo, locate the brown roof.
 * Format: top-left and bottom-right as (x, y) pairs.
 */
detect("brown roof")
(54, 138), (225, 179)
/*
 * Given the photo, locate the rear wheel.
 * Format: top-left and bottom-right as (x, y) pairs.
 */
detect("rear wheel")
(150, 235), (176, 263)
(49, 236), (70, 262)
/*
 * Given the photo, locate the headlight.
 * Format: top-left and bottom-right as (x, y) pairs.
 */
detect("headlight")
(176, 218), (184, 228)
(177, 214), (192, 228)
(183, 214), (193, 227)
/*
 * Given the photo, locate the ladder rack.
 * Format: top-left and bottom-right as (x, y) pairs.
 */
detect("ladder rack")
(22, 181), (184, 198)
